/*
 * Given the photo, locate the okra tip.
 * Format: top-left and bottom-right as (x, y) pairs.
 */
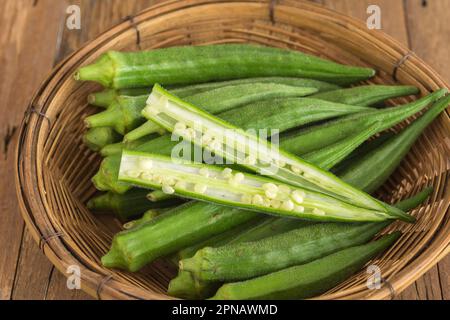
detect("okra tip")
(101, 247), (129, 270)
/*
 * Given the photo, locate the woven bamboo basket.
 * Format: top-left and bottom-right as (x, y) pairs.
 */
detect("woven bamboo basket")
(15, 0), (450, 300)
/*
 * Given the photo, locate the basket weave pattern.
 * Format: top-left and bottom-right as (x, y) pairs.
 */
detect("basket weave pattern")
(15, 0), (450, 300)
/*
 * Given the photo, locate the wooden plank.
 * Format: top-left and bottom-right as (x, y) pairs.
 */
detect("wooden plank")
(322, 0), (409, 46)
(402, 0), (450, 300)
(9, 0), (158, 300)
(0, 0), (67, 300)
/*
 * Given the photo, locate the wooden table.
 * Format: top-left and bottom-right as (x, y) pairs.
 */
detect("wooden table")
(1, 0), (448, 300)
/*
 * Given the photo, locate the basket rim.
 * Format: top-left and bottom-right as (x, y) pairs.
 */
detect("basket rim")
(14, 0), (450, 300)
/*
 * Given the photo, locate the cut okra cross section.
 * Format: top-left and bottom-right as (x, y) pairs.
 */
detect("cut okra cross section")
(119, 150), (394, 222)
(141, 84), (410, 220)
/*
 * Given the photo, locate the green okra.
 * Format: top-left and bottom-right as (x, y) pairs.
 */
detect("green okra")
(339, 95), (450, 193)
(88, 88), (151, 108)
(311, 85), (419, 107)
(147, 190), (175, 202)
(88, 83), (316, 137)
(123, 83), (318, 141)
(331, 132), (395, 174)
(93, 96), (374, 194)
(168, 187), (431, 299)
(181, 221), (390, 282)
(83, 127), (122, 152)
(101, 202), (260, 272)
(171, 77), (340, 98)
(85, 95), (148, 135)
(122, 209), (162, 230)
(280, 89), (447, 155)
(210, 232), (401, 300)
(119, 151), (397, 222)
(86, 189), (181, 221)
(142, 84), (409, 220)
(100, 136), (155, 157)
(74, 44), (375, 88)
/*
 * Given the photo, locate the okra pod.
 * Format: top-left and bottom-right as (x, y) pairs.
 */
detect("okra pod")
(311, 85), (419, 107)
(172, 77), (340, 98)
(280, 89), (446, 155)
(101, 202), (259, 272)
(142, 84), (406, 219)
(74, 44), (375, 88)
(168, 188), (429, 299)
(340, 95), (450, 193)
(83, 127), (121, 152)
(122, 209), (162, 230)
(94, 96), (373, 194)
(181, 221), (390, 281)
(124, 83), (318, 141)
(210, 232), (401, 300)
(86, 189), (181, 221)
(88, 88), (151, 108)
(100, 136), (155, 157)
(119, 151), (397, 222)
(88, 83), (316, 136)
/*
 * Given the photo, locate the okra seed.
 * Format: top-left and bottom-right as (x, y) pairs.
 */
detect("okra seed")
(194, 184), (207, 194)
(265, 190), (278, 199)
(162, 185), (175, 195)
(222, 168), (233, 179)
(199, 168), (210, 177)
(291, 165), (302, 174)
(295, 205), (305, 213)
(281, 200), (295, 211)
(140, 172), (153, 180)
(262, 183), (278, 192)
(175, 181), (187, 189)
(153, 175), (163, 184)
(292, 190), (305, 204)
(234, 173), (245, 182)
(241, 194), (252, 204)
(138, 158), (153, 170)
(252, 194), (264, 205)
(276, 159), (286, 168)
(125, 170), (141, 178)
(313, 208), (326, 216)
(278, 185), (291, 194)
(270, 199), (281, 209)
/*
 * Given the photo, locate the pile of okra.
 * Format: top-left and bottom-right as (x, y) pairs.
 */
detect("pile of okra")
(75, 44), (449, 300)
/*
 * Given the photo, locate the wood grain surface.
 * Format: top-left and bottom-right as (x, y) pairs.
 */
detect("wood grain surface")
(1, 0), (448, 300)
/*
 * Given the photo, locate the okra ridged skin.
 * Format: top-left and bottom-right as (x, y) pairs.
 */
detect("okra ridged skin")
(87, 189), (179, 221)
(311, 85), (419, 107)
(181, 221), (390, 282)
(101, 202), (259, 272)
(83, 127), (122, 152)
(168, 270), (221, 300)
(100, 135), (155, 157)
(281, 89), (447, 155)
(210, 232), (401, 300)
(74, 44), (375, 88)
(172, 77), (341, 97)
(340, 95), (450, 193)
